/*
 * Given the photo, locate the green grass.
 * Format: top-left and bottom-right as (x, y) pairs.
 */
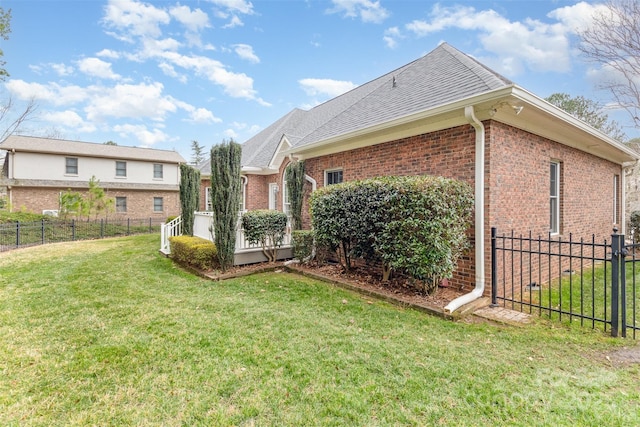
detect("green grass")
(518, 261), (640, 335)
(1, 234), (639, 426)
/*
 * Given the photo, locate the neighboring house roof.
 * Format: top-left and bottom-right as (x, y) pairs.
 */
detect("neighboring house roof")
(239, 42), (637, 170)
(0, 135), (186, 163)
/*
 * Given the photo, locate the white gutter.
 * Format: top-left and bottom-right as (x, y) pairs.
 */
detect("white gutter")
(304, 174), (317, 192)
(445, 106), (486, 313)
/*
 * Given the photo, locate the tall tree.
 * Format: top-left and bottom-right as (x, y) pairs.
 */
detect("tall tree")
(577, 0), (640, 128)
(191, 140), (205, 165)
(545, 93), (627, 141)
(0, 7), (37, 142)
(179, 164), (201, 236)
(0, 7), (11, 80)
(210, 139), (242, 271)
(285, 160), (306, 230)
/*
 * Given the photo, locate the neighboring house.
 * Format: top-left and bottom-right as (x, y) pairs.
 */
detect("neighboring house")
(0, 135), (185, 218)
(197, 42), (638, 309)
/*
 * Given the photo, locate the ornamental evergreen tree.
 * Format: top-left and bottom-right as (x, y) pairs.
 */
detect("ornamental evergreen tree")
(179, 164), (201, 236)
(285, 160), (305, 230)
(210, 139), (242, 271)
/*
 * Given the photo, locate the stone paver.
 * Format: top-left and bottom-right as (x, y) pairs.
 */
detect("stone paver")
(473, 306), (532, 324)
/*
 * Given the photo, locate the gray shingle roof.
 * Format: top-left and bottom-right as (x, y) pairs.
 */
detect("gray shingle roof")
(240, 43), (512, 169)
(0, 135), (186, 163)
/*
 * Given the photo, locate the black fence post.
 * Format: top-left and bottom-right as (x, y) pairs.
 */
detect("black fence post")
(72, 219), (76, 241)
(100, 219), (104, 239)
(41, 219), (45, 245)
(127, 218), (130, 235)
(491, 227), (498, 307)
(15, 221), (20, 247)
(611, 228), (621, 338)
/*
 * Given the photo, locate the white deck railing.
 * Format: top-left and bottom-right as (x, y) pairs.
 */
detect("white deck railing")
(162, 211), (292, 254)
(160, 215), (183, 254)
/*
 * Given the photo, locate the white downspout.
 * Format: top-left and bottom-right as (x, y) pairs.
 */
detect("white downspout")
(621, 161), (637, 237)
(445, 106), (486, 313)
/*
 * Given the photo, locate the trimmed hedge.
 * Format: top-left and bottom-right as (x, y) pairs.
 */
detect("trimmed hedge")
(169, 235), (218, 271)
(242, 209), (288, 263)
(310, 175), (474, 293)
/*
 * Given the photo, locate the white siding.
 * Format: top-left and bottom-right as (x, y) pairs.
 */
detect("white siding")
(10, 152), (180, 185)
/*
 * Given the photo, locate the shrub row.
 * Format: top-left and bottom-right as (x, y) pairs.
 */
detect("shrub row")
(169, 235), (218, 271)
(310, 175), (474, 293)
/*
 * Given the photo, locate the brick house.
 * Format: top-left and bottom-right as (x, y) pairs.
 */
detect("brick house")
(199, 43), (638, 310)
(0, 135), (185, 218)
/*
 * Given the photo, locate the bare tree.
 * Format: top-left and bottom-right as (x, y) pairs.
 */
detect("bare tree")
(577, 0), (640, 127)
(0, 95), (38, 141)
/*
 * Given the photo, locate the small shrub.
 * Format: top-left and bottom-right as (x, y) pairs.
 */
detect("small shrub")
(242, 209), (288, 263)
(630, 211), (640, 242)
(292, 230), (314, 262)
(169, 235), (218, 270)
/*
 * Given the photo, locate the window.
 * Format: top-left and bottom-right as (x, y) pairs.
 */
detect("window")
(116, 161), (127, 177)
(283, 180), (290, 215)
(153, 197), (164, 212)
(614, 174), (620, 225)
(153, 164), (163, 179)
(205, 187), (212, 211)
(116, 196), (127, 213)
(326, 169), (343, 185)
(65, 157), (78, 175)
(268, 183), (278, 210)
(550, 161), (560, 234)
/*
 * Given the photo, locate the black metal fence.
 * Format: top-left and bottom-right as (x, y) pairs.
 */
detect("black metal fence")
(491, 227), (638, 339)
(0, 217), (165, 252)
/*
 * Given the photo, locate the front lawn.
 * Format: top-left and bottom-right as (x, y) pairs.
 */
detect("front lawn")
(1, 234), (639, 426)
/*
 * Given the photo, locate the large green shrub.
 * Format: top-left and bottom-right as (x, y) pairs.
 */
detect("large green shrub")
(241, 209), (288, 263)
(169, 235), (218, 271)
(310, 175), (474, 293)
(210, 140), (242, 271)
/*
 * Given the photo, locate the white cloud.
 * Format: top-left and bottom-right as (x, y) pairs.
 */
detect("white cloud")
(547, 1), (607, 33)
(233, 44), (260, 63)
(77, 57), (121, 80)
(383, 26), (401, 49)
(113, 123), (169, 147)
(223, 128), (239, 139)
(328, 0), (389, 24)
(404, 4), (573, 74)
(299, 78), (358, 98)
(41, 110), (97, 133)
(84, 82), (177, 121)
(170, 5), (210, 31)
(102, 0), (170, 40)
(222, 15), (244, 29)
(5, 80), (88, 106)
(96, 49), (120, 59)
(184, 107), (222, 124)
(208, 0), (254, 15)
(51, 63), (74, 76)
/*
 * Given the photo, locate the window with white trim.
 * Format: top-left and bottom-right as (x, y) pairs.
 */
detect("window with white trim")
(153, 197), (164, 212)
(153, 164), (163, 179)
(115, 161), (127, 177)
(550, 161), (560, 234)
(116, 196), (127, 213)
(65, 157), (78, 175)
(325, 168), (343, 185)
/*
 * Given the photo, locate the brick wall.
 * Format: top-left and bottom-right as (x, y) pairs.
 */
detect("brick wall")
(9, 186), (180, 219)
(237, 121), (622, 293)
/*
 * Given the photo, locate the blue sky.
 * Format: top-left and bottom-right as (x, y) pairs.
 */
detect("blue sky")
(2, 0), (636, 161)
